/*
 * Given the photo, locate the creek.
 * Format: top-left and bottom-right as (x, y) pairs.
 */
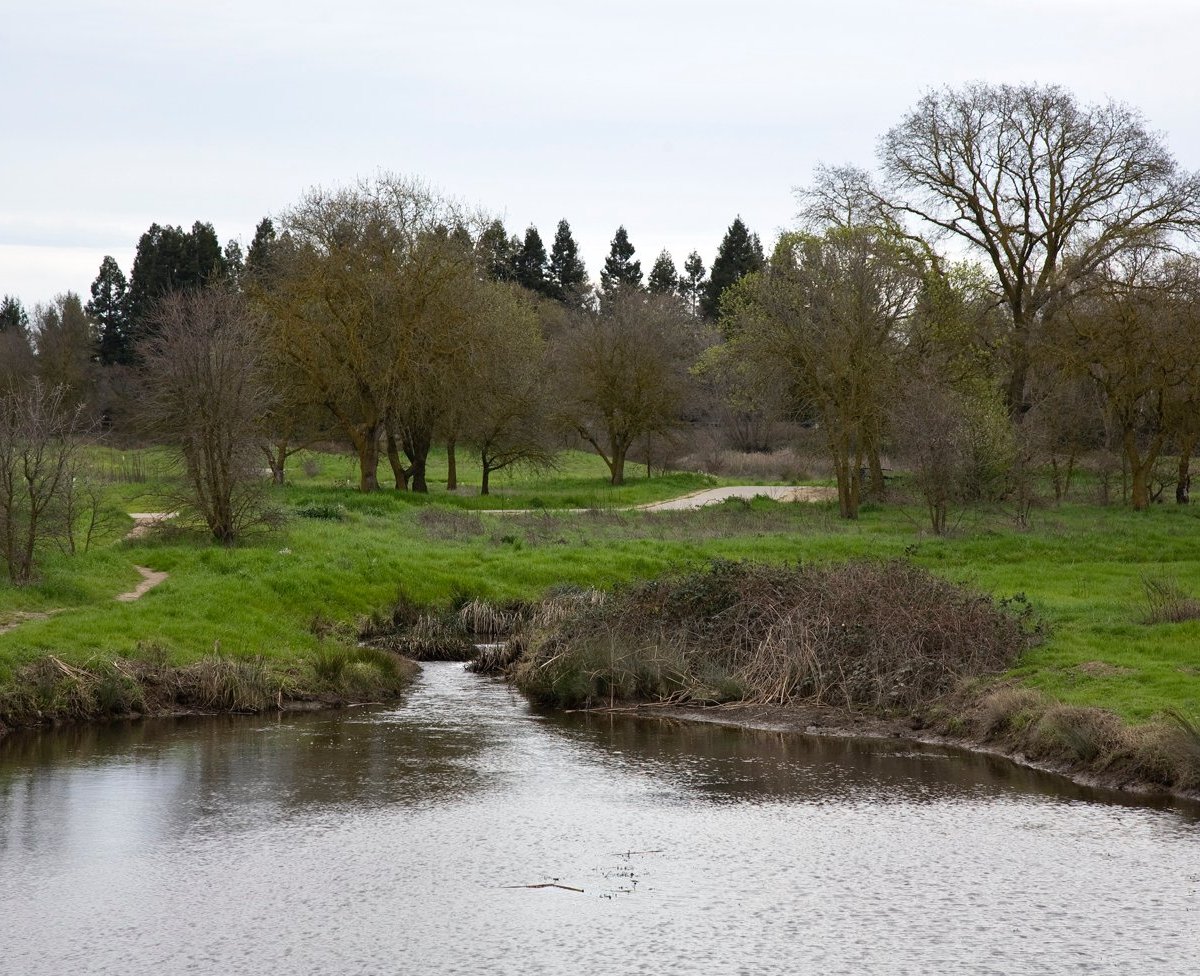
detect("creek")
(1, 662), (1197, 974)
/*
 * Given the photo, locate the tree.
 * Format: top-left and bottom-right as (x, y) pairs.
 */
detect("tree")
(477, 219), (516, 282)
(256, 175), (472, 492)
(599, 226), (642, 296)
(87, 257), (130, 366)
(34, 293), (96, 409)
(126, 221), (230, 346)
(0, 380), (94, 583)
(513, 225), (550, 296)
(223, 239), (245, 288)
(460, 284), (557, 494)
(245, 218), (281, 286)
(727, 228), (924, 519)
(679, 251), (707, 317)
(880, 82), (1200, 419)
(548, 219), (589, 305)
(702, 217), (764, 319)
(1048, 250), (1200, 510)
(139, 288), (274, 542)
(0, 296), (34, 394)
(553, 291), (697, 485)
(647, 250), (679, 295)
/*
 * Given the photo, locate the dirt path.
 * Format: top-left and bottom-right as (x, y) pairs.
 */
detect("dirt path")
(126, 512), (176, 539)
(115, 566), (169, 603)
(486, 485), (836, 515)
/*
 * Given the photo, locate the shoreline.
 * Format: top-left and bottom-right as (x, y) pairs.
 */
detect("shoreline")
(621, 699), (1200, 805)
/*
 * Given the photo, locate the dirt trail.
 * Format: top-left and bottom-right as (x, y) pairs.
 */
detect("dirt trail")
(487, 485), (836, 515)
(115, 566), (169, 602)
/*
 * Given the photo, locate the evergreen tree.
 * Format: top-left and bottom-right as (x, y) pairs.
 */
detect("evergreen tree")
(701, 217), (764, 319)
(223, 239), (245, 287)
(600, 225), (642, 296)
(647, 250), (680, 295)
(548, 219), (588, 304)
(680, 251), (707, 317)
(245, 217), (280, 285)
(126, 221), (229, 346)
(477, 219), (516, 282)
(86, 256), (131, 365)
(513, 226), (550, 296)
(0, 295), (29, 335)
(0, 296), (34, 392)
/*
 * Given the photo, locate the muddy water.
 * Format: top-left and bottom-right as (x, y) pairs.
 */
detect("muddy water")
(1, 663), (1197, 975)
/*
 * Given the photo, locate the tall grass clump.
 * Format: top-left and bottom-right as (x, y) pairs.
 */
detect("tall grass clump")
(1141, 575), (1200, 624)
(510, 559), (1039, 710)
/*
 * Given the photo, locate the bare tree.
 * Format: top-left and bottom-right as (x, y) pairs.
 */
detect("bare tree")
(553, 289), (699, 486)
(0, 381), (94, 583)
(880, 83), (1200, 419)
(140, 289), (275, 542)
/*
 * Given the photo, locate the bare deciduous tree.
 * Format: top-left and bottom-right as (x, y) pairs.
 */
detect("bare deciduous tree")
(879, 83), (1200, 418)
(0, 381), (94, 583)
(140, 289), (275, 542)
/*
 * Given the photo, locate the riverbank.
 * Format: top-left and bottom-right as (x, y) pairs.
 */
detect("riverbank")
(0, 644), (417, 737)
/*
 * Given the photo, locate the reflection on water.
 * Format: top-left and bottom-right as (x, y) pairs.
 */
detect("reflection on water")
(1, 663), (1198, 976)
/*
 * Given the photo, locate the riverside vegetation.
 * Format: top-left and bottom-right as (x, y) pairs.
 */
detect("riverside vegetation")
(1, 445), (1198, 796)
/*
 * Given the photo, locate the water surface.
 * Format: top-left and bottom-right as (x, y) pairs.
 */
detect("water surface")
(2, 662), (1197, 975)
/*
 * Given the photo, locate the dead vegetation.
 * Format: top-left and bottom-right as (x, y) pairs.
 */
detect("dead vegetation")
(498, 560), (1039, 711)
(941, 684), (1200, 793)
(0, 642), (415, 734)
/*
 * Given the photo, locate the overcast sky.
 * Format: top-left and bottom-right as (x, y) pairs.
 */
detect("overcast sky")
(4, 0), (1200, 307)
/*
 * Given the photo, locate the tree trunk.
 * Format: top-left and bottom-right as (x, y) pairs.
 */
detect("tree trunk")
(356, 425), (380, 493)
(867, 444), (885, 499)
(404, 426), (432, 494)
(1123, 429), (1151, 511)
(1177, 436), (1195, 505)
(447, 437), (457, 491)
(385, 426), (409, 491)
(481, 452), (491, 496)
(610, 442), (627, 487)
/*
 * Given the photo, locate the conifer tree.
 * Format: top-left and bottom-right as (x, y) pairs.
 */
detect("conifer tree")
(680, 250), (707, 317)
(245, 218), (280, 285)
(648, 250), (680, 295)
(86, 256), (130, 365)
(600, 226), (642, 296)
(477, 219), (516, 282)
(701, 217), (764, 319)
(548, 219), (588, 304)
(513, 226), (550, 296)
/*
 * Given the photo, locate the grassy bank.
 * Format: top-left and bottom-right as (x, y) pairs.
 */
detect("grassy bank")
(0, 446), (1197, 767)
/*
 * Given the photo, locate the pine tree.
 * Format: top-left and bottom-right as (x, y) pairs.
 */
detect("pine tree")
(245, 218), (279, 285)
(647, 250), (679, 295)
(600, 226), (642, 296)
(513, 226), (550, 296)
(548, 219), (588, 304)
(223, 239), (245, 287)
(126, 221), (229, 346)
(701, 217), (764, 319)
(477, 220), (516, 282)
(0, 295), (29, 335)
(680, 251), (707, 317)
(86, 256), (130, 366)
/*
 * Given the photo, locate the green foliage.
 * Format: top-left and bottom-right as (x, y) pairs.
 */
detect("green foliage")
(599, 225), (642, 295)
(701, 216), (764, 319)
(548, 219), (588, 304)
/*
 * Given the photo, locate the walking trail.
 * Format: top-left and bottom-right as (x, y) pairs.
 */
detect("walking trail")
(486, 484), (836, 515)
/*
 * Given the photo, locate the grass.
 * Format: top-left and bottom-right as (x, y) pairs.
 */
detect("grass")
(0, 446), (1197, 737)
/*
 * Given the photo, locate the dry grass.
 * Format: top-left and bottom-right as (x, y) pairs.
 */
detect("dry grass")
(0, 643), (415, 732)
(1141, 575), (1200, 624)
(952, 685), (1200, 793)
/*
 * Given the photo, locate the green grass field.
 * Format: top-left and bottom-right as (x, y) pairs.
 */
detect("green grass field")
(1, 445), (1197, 725)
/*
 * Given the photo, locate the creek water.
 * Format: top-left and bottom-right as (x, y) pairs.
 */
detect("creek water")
(1, 661), (1198, 975)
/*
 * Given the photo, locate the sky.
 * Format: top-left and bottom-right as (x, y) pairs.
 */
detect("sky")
(3, 0), (1200, 308)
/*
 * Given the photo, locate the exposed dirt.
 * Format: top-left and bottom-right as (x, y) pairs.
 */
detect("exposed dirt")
(115, 566), (169, 603)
